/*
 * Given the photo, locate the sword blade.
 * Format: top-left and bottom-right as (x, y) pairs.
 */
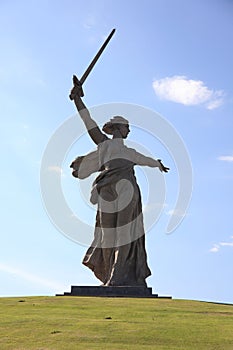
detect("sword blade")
(80, 28), (116, 85)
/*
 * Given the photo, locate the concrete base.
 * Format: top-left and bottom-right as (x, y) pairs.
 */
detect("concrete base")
(56, 286), (172, 299)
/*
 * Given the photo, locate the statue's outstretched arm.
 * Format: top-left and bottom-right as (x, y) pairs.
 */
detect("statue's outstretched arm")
(70, 84), (107, 145)
(131, 150), (169, 173)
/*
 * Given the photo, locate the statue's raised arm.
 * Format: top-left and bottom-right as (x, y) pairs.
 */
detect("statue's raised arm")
(69, 30), (116, 145)
(70, 76), (107, 145)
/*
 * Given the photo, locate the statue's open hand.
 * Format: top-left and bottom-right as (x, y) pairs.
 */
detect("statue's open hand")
(157, 159), (170, 173)
(69, 75), (84, 100)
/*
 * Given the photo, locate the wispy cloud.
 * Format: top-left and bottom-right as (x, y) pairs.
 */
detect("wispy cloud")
(210, 244), (220, 253)
(0, 263), (65, 290)
(209, 236), (233, 253)
(218, 155), (233, 162)
(220, 242), (233, 247)
(152, 75), (224, 110)
(82, 13), (96, 29)
(166, 209), (188, 217)
(143, 202), (168, 212)
(48, 165), (64, 175)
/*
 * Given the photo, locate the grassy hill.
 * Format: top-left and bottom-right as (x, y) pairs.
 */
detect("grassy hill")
(0, 296), (232, 349)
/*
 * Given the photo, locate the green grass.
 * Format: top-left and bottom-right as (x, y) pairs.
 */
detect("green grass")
(0, 297), (233, 349)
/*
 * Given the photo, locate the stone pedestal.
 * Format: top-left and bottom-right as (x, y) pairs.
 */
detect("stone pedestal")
(56, 286), (171, 298)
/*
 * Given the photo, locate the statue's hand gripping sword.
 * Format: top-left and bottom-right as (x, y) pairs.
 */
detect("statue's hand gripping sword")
(69, 28), (116, 100)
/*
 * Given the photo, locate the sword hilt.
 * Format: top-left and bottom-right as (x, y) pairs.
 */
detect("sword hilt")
(69, 75), (84, 100)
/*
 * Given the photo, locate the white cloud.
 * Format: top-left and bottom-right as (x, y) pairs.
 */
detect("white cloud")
(209, 244), (220, 253)
(143, 202), (168, 212)
(220, 242), (233, 247)
(0, 263), (65, 290)
(82, 14), (96, 29)
(166, 209), (187, 217)
(210, 236), (233, 253)
(48, 165), (63, 175)
(152, 75), (224, 109)
(206, 98), (224, 110)
(218, 156), (233, 162)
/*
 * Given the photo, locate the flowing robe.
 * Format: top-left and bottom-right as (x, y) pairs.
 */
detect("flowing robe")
(79, 137), (159, 286)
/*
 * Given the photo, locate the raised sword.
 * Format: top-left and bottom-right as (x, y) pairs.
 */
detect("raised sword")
(69, 28), (116, 99)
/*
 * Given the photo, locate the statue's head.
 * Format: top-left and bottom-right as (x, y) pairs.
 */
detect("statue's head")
(102, 116), (130, 139)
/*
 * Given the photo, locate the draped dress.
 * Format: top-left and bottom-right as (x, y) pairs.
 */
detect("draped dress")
(78, 136), (160, 287)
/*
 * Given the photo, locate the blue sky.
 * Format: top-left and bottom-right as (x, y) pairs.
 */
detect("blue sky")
(0, 0), (233, 303)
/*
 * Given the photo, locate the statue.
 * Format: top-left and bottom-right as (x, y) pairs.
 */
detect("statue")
(69, 30), (169, 288)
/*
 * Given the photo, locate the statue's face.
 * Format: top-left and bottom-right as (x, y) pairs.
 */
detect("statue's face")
(119, 124), (130, 138)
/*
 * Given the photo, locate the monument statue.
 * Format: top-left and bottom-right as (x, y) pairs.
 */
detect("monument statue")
(69, 29), (169, 288)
